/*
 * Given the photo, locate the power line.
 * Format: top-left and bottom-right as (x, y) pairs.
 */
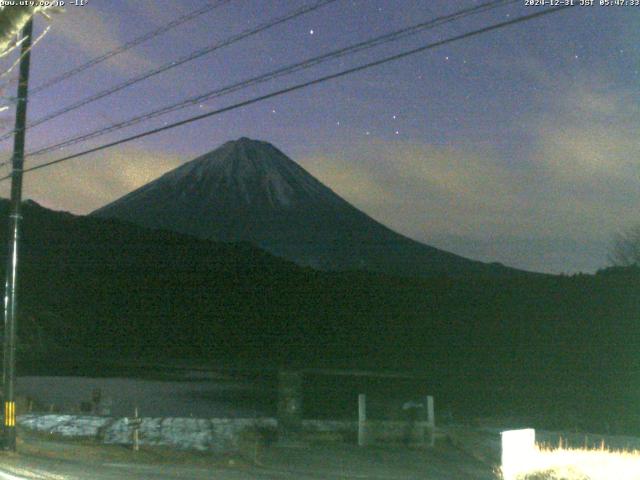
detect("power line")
(26, 0), (517, 158)
(0, 5), (573, 182)
(13, 4), (572, 175)
(0, 0), (338, 143)
(30, 0), (232, 95)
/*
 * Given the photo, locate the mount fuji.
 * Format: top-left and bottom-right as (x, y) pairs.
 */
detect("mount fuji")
(92, 137), (519, 277)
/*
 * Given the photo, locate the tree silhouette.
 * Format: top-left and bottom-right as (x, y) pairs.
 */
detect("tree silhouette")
(609, 225), (640, 267)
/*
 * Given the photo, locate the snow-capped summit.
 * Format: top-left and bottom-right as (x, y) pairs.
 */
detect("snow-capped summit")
(158, 137), (330, 208)
(102, 138), (340, 213)
(93, 138), (516, 277)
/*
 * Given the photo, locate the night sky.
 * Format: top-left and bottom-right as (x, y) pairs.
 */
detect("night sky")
(0, 0), (637, 274)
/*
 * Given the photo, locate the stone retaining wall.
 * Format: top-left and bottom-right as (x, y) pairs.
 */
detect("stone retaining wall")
(18, 414), (434, 452)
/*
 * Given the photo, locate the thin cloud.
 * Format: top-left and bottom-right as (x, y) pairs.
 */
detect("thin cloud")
(0, 146), (182, 214)
(48, 5), (161, 75)
(299, 78), (639, 273)
(0, 73), (632, 274)
(531, 85), (640, 239)
(300, 139), (524, 241)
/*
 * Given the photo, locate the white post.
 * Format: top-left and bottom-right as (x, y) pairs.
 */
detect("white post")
(358, 393), (367, 447)
(501, 428), (536, 480)
(132, 407), (140, 452)
(426, 395), (435, 447)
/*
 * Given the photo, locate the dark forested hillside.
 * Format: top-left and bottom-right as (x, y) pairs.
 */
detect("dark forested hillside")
(2, 200), (639, 432)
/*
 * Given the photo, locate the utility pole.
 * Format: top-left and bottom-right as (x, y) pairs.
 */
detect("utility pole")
(2, 18), (34, 452)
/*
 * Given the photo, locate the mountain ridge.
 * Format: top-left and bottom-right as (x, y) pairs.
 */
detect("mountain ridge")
(92, 137), (528, 277)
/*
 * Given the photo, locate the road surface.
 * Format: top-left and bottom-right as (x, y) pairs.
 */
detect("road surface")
(0, 429), (496, 479)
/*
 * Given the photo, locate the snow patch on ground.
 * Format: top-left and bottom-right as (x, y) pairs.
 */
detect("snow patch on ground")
(19, 414), (277, 453)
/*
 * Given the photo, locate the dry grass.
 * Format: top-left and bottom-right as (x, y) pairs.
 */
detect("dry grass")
(501, 442), (640, 480)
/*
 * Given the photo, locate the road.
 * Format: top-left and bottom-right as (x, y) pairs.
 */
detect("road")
(0, 429), (496, 480)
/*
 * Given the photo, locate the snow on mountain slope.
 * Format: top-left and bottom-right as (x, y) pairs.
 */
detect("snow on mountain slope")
(92, 138), (521, 277)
